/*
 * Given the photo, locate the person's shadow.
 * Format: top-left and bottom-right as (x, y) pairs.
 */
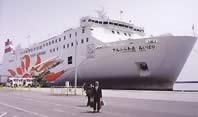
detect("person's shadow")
(80, 111), (95, 113)
(77, 105), (88, 107)
(77, 105), (96, 113)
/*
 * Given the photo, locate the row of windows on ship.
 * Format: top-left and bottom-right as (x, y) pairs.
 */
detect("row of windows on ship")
(20, 29), (87, 55)
(111, 30), (131, 36)
(49, 38), (88, 53)
(21, 37), (89, 55)
(85, 19), (144, 32)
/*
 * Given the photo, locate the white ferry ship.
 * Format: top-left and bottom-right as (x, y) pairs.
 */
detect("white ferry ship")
(0, 14), (197, 90)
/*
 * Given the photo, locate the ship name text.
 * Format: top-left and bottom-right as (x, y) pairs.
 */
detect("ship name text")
(112, 44), (156, 53)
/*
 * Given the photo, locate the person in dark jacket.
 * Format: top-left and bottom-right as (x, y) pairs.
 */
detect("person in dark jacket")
(82, 83), (87, 91)
(93, 81), (102, 112)
(86, 84), (93, 106)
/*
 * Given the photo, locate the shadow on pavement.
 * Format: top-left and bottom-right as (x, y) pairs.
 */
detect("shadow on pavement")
(77, 105), (88, 107)
(80, 111), (95, 113)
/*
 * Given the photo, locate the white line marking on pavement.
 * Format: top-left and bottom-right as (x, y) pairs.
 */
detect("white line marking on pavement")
(0, 112), (7, 117)
(0, 102), (48, 117)
(53, 109), (64, 113)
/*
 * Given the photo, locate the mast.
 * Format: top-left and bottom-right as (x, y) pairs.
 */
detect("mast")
(74, 32), (78, 95)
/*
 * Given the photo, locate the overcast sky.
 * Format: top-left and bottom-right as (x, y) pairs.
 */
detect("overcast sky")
(0, 0), (197, 81)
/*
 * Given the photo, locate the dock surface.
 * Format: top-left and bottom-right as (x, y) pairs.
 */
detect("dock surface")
(0, 88), (198, 117)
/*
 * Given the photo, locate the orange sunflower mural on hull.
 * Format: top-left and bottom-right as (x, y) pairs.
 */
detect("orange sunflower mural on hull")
(7, 55), (65, 82)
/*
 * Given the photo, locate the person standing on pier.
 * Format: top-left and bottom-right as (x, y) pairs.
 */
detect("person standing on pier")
(93, 81), (102, 112)
(86, 84), (93, 106)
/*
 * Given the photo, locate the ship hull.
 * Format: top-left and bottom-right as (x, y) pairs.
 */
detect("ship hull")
(55, 36), (197, 90)
(1, 35), (196, 90)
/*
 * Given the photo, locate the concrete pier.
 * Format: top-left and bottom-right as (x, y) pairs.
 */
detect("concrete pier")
(0, 88), (198, 117)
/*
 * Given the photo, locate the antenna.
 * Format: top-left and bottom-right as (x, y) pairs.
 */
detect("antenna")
(95, 7), (107, 19)
(120, 10), (123, 21)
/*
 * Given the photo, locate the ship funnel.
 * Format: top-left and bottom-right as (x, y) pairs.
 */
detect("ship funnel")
(4, 39), (13, 54)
